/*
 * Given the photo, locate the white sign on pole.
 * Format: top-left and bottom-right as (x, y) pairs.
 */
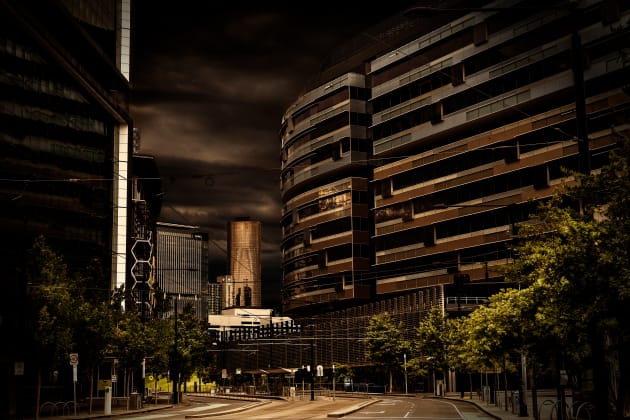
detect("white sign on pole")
(69, 353), (79, 366)
(15, 362), (25, 376)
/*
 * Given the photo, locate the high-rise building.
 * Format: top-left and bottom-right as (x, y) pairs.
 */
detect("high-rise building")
(0, 0), (133, 416)
(227, 217), (262, 308)
(130, 153), (163, 318)
(207, 281), (223, 315)
(276, 0), (629, 368)
(156, 222), (209, 321)
(217, 274), (235, 309)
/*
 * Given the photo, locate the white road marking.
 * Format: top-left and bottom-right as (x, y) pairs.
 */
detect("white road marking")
(182, 403), (229, 412)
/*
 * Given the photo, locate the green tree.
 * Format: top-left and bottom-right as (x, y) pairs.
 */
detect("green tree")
(365, 312), (410, 393)
(74, 300), (116, 414)
(24, 236), (81, 419)
(414, 306), (450, 394)
(175, 302), (214, 392)
(111, 310), (152, 395)
(448, 316), (488, 397)
(498, 134), (630, 419)
(457, 288), (537, 408)
(330, 362), (354, 391)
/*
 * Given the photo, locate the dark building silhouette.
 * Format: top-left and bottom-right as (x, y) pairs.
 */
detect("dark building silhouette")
(0, 0), (134, 416)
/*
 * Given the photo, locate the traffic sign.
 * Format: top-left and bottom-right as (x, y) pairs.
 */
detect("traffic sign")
(69, 353), (79, 366)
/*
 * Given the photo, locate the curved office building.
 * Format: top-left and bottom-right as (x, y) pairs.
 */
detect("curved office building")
(280, 72), (372, 313)
(280, 0), (630, 320)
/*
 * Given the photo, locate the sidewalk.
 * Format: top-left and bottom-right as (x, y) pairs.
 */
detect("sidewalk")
(36, 394), (378, 420)
(440, 392), (533, 420)
(30, 402), (174, 420)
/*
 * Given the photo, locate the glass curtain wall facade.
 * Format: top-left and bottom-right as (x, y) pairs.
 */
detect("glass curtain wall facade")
(130, 154), (162, 319)
(0, 0), (133, 417)
(156, 222), (209, 321)
(277, 0), (629, 370)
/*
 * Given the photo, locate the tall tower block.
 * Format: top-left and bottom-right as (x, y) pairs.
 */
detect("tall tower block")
(227, 218), (262, 308)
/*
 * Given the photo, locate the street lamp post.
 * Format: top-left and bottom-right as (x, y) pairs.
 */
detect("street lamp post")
(332, 364), (336, 400)
(172, 296), (179, 404)
(310, 337), (315, 401)
(404, 353), (408, 395)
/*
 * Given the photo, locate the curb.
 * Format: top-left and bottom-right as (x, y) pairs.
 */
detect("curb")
(427, 396), (502, 420)
(327, 398), (380, 418)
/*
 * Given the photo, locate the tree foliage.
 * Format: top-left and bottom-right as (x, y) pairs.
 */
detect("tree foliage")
(20, 236), (218, 416)
(489, 134), (630, 418)
(365, 312), (410, 392)
(24, 236), (78, 370)
(414, 305), (450, 373)
(174, 302), (215, 388)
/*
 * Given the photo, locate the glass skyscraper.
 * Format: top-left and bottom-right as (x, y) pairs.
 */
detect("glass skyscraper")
(0, 0), (133, 416)
(156, 222), (209, 320)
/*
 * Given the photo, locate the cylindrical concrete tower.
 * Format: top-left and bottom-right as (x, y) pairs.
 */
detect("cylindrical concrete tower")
(227, 217), (262, 308)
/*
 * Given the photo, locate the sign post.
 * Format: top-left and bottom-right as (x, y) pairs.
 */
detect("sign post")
(332, 364), (335, 401)
(69, 353), (78, 416)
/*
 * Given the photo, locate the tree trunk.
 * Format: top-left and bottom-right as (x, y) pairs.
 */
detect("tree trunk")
(389, 368), (393, 393)
(35, 367), (41, 420)
(531, 361), (539, 420)
(616, 330), (629, 420)
(590, 329), (609, 420)
(88, 367), (94, 414)
(556, 352), (567, 420)
(503, 364), (509, 412)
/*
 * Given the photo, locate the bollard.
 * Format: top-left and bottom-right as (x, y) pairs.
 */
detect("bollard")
(104, 386), (112, 415)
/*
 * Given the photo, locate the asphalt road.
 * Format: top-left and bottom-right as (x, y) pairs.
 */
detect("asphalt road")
(103, 395), (499, 420)
(342, 397), (495, 420)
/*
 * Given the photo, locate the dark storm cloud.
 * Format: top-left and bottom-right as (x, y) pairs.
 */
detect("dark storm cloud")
(130, 2), (418, 300)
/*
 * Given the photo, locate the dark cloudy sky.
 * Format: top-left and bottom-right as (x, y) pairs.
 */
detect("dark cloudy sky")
(129, 1), (418, 306)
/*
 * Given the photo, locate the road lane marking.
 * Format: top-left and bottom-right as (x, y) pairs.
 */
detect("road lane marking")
(182, 403), (229, 412)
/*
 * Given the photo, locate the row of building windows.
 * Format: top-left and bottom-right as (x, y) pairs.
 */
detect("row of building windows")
(279, 1), (630, 316)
